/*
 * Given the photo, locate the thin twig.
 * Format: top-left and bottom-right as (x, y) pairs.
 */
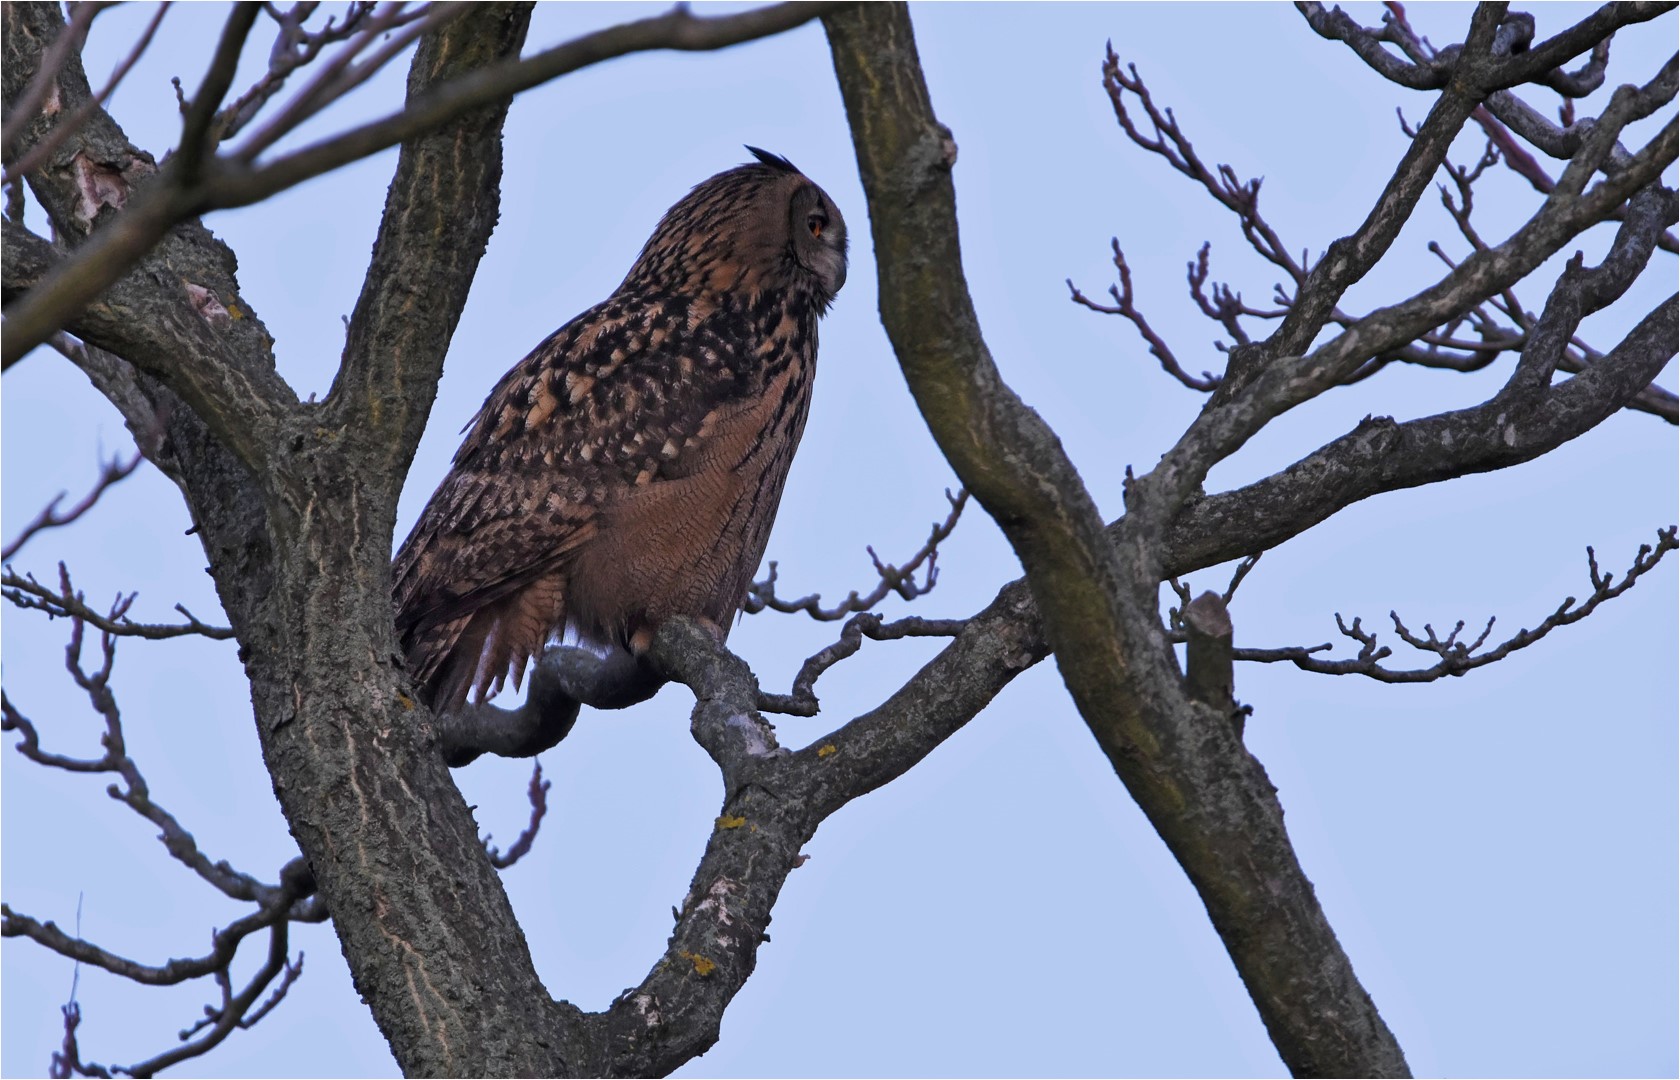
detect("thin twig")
(1068, 240), (1220, 391)
(482, 762), (551, 869)
(213, 1), (382, 141)
(1236, 528), (1677, 681)
(3, 453), (143, 562)
(745, 489), (968, 620)
(232, 2), (465, 162)
(758, 614), (967, 717)
(3, 564), (235, 641)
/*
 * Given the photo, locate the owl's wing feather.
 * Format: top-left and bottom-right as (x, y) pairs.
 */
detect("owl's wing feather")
(393, 294), (757, 707)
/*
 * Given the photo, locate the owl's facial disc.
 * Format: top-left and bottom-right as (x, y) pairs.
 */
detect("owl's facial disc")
(789, 184), (848, 300)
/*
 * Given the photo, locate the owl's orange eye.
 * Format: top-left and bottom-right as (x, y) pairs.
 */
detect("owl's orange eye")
(808, 213), (826, 239)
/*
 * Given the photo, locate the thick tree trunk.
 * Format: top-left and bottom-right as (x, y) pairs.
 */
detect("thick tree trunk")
(231, 8), (588, 1076)
(823, 6), (1412, 1075)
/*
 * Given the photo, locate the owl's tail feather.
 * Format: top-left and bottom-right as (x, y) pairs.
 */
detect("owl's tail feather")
(403, 611), (482, 719)
(416, 602), (583, 767)
(408, 575), (570, 719)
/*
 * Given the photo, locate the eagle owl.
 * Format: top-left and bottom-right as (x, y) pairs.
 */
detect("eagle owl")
(393, 149), (848, 721)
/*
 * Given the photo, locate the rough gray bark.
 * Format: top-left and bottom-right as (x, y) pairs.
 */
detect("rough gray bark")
(821, 2), (1673, 1076)
(5, 4), (574, 1075)
(2, 3), (939, 1076)
(823, 6), (1413, 1073)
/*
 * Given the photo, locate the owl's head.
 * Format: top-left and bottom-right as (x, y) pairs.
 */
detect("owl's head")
(742, 147), (849, 303)
(622, 149), (849, 308)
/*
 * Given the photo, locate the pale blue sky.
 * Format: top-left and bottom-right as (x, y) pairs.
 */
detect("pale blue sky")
(4, 3), (1676, 1077)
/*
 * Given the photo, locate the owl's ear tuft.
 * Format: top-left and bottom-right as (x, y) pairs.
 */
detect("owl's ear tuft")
(745, 146), (799, 174)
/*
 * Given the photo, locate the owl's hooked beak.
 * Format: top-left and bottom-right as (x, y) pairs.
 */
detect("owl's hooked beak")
(820, 248), (847, 299)
(803, 234), (847, 301)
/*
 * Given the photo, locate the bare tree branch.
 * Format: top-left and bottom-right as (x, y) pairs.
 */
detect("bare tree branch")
(1237, 528), (1677, 681)
(3, 563), (236, 641)
(2, 585), (320, 1073)
(1296, 1), (1672, 92)
(1470, 101), (1680, 254)
(758, 613), (967, 718)
(1165, 292), (1676, 580)
(1140, 110), (1674, 537)
(226, 2), (470, 164)
(5, 895), (291, 989)
(1087, 18), (1676, 422)
(1100, 47), (1306, 288)
(9, 863), (314, 1077)
(1, 593), (316, 915)
(1319, 0), (1678, 231)
(745, 488), (968, 620)
(1505, 181), (1673, 397)
(216, 1), (849, 206)
(1, 1), (848, 369)
(212, 2), (381, 141)
(482, 762), (551, 870)
(118, 917), (299, 1077)
(1067, 239), (1220, 391)
(2, 450), (142, 561)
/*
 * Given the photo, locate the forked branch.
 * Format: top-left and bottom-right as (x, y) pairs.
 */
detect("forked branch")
(3, 563), (234, 641)
(3, 598), (321, 1075)
(3, 451), (143, 562)
(1238, 528), (1678, 681)
(746, 488), (968, 619)
(1079, 29), (1676, 422)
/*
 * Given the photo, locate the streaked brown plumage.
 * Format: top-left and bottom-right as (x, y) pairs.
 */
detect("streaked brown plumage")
(393, 149), (847, 717)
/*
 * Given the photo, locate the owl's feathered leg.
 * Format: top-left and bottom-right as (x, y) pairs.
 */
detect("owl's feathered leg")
(625, 614), (727, 656)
